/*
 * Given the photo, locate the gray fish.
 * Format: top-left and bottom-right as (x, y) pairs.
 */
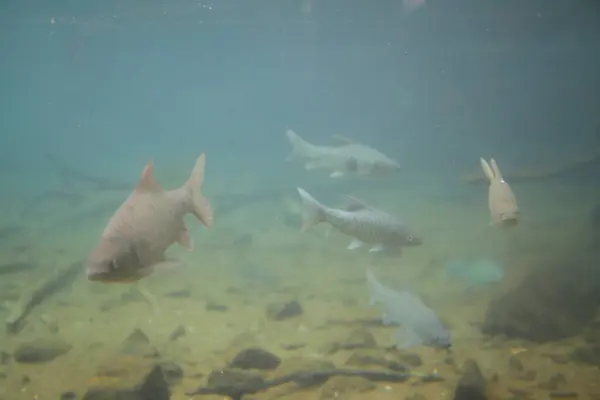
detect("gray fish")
(480, 158), (519, 227)
(366, 268), (451, 349)
(286, 129), (400, 178)
(86, 154), (213, 283)
(296, 188), (422, 253)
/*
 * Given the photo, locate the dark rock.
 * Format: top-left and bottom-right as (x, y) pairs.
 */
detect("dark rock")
(13, 337), (72, 363)
(345, 351), (408, 372)
(0, 352), (10, 365)
(538, 373), (567, 391)
(206, 368), (264, 388)
(120, 329), (159, 358)
(83, 364), (170, 400)
(229, 348), (281, 370)
(156, 361), (184, 386)
(320, 376), (375, 399)
(340, 329), (377, 350)
(570, 345), (600, 367)
(508, 355), (524, 372)
(453, 359), (487, 400)
(265, 300), (302, 320)
(396, 352), (423, 367)
(205, 301), (228, 312)
(518, 370), (537, 382)
(164, 289), (192, 298)
(547, 354), (570, 365)
(60, 392), (77, 400)
(168, 325), (186, 341)
(481, 246), (600, 342)
(407, 395), (428, 400)
(549, 392), (579, 399)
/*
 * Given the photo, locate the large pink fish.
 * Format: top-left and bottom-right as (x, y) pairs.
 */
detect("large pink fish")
(480, 157), (519, 228)
(86, 154), (213, 283)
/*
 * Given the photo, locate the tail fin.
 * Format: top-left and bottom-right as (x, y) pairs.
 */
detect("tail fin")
(479, 157), (494, 182)
(286, 129), (317, 161)
(186, 153), (214, 228)
(296, 187), (326, 231)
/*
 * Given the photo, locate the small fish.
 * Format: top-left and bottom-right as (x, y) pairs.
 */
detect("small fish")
(296, 187), (422, 254)
(366, 268), (451, 349)
(480, 158), (519, 227)
(286, 129), (400, 178)
(86, 154), (213, 283)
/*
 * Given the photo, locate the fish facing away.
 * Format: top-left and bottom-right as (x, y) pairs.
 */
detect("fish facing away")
(285, 129), (400, 178)
(366, 268), (451, 349)
(480, 158), (519, 227)
(86, 154), (213, 283)
(296, 187), (422, 253)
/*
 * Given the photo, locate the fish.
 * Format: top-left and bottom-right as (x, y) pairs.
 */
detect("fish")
(296, 187), (422, 253)
(86, 154), (213, 283)
(366, 268), (451, 349)
(480, 158), (519, 227)
(285, 129), (400, 178)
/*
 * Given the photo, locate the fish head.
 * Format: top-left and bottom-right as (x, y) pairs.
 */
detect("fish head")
(392, 230), (423, 247)
(86, 237), (148, 283)
(371, 158), (401, 175)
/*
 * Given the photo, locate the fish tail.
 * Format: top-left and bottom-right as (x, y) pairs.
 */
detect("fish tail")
(296, 187), (327, 231)
(285, 129), (318, 161)
(185, 153), (214, 228)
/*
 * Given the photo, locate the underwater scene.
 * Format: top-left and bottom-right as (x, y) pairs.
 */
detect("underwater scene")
(1, 0), (600, 399)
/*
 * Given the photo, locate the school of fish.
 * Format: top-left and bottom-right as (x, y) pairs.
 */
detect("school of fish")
(85, 128), (520, 350)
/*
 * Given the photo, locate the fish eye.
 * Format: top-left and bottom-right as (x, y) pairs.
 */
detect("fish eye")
(407, 235), (413, 242)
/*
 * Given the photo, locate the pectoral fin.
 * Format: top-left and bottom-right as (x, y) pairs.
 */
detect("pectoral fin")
(347, 238), (364, 250)
(369, 244), (385, 253)
(177, 227), (193, 251)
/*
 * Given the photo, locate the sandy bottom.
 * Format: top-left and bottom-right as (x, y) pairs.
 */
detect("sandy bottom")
(0, 181), (599, 400)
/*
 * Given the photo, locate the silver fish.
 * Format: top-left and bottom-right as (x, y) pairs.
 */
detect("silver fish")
(480, 158), (519, 227)
(286, 129), (400, 178)
(86, 154), (213, 283)
(366, 268), (451, 349)
(296, 187), (422, 253)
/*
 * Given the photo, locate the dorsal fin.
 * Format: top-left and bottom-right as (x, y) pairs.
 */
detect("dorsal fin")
(135, 161), (163, 193)
(343, 195), (373, 211)
(332, 134), (359, 146)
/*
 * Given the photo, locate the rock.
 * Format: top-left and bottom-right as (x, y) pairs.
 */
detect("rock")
(229, 348), (281, 370)
(407, 395), (428, 400)
(481, 246), (600, 342)
(508, 355), (524, 372)
(120, 329), (159, 358)
(13, 337), (72, 363)
(320, 376), (375, 399)
(547, 354), (570, 365)
(265, 300), (302, 320)
(83, 363), (171, 400)
(538, 373), (567, 391)
(345, 350), (408, 372)
(570, 345), (600, 367)
(156, 361), (184, 385)
(205, 301), (228, 312)
(169, 325), (186, 341)
(0, 352), (10, 365)
(206, 368), (264, 388)
(340, 329), (377, 349)
(453, 359), (487, 400)
(60, 392), (77, 400)
(395, 352), (423, 367)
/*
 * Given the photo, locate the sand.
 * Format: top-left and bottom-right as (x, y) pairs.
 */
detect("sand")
(0, 179), (599, 400)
